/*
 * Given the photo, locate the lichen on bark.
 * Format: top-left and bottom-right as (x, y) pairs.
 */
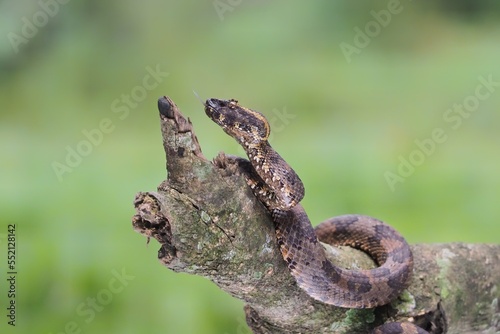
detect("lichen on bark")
(132, 96), (500, 334)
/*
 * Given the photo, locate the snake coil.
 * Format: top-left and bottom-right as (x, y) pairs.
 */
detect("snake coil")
(205, 98), (429, 334)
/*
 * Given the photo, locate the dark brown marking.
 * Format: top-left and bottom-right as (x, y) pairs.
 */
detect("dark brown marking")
(205, 98), (426, 334)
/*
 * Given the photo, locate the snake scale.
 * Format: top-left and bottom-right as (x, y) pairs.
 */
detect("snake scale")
(204, 98), (429, 334)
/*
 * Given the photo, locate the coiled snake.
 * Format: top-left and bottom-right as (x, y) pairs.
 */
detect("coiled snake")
(204, 98), (428, 334)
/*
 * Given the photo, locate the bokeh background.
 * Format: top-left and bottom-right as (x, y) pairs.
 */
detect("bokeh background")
(1, 1), (500, 333)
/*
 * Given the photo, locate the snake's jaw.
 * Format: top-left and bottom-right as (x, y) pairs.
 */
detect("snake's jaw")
(204, 98), (220, 121)
(204, 98), (223, 113)
(204, 98), (271, 145)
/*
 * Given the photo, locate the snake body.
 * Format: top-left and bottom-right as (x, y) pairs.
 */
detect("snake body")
(205, 98), (428, 334)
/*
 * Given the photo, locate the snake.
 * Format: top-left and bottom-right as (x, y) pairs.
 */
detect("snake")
(204, 98), (429, 334)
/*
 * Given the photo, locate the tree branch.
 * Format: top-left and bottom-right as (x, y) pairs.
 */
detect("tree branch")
(132, 96), (500, 334)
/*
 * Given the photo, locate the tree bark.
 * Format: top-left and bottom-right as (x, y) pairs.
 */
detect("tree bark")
(132, 96), (500, 334)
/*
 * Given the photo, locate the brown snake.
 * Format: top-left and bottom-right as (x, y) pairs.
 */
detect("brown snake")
(204, 98), (429, 334)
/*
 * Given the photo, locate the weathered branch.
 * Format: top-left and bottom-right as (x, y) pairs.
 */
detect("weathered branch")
(132, 96), (500, 334)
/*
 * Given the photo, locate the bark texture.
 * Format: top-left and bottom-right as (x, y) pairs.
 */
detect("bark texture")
(132, 96), (500, 334)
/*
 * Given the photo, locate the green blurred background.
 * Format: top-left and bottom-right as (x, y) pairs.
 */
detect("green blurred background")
(1, 1), (499, 333)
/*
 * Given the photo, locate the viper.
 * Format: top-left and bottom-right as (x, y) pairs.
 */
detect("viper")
(204, 98), (428, 334)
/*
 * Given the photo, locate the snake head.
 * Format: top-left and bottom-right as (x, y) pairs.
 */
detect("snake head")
(204, 98), (270, 146)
